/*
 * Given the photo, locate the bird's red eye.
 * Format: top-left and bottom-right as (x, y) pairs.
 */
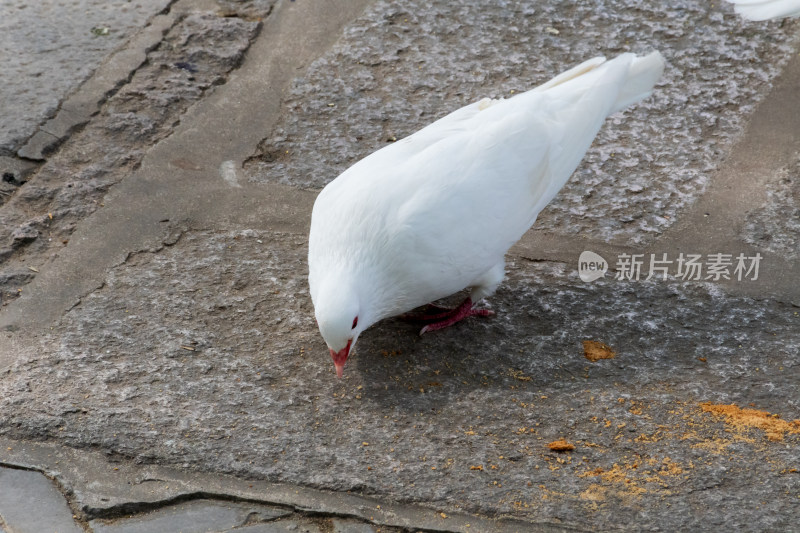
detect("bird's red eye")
(352, 316), (358, 329)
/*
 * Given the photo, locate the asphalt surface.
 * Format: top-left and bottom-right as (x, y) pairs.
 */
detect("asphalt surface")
(0, 0), (798, 531)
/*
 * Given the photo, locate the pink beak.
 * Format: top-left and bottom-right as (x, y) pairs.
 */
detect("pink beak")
(330, 339), (352, 378)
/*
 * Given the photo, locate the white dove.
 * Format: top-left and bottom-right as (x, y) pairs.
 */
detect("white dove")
(725, 0), (800, 20)
(308, 51), (665, 377)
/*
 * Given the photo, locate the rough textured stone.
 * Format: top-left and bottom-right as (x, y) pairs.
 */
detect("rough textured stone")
(15, 12), (178, 162)
(0, 435), (510, 533)
(0, 0), (797, 531)
(0, 11), (260, 304)
(0, 269), (35, 307)
(245, 0), (799, 246)
(9, 224), (38, 246)
(0, 230), (797, 531)
(743, 155), (800, 258)
(216, 0), (277, 19)
(0, 467), (83, 533)
(16, 131), (61, 162)
(0, 157), (38, 193)
(0, 0), (173, 154)
(89, 499), (290, 533)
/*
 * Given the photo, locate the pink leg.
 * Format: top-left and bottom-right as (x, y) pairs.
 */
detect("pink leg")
(400, 302), (467, 322)
(418, 297), (494, 335)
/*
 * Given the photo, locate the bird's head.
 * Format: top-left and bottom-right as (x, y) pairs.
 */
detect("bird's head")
(312, 283), (363, 378)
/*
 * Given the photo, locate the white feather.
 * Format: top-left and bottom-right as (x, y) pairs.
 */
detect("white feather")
(308, 52), (665, 354)
(725, 0), (800, 20)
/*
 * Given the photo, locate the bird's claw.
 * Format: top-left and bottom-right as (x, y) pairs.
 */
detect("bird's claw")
(416, 298), (494, 335)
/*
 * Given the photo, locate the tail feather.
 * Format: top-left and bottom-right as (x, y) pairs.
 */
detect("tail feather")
(726, 0), (800, 21)
(527, 51), (665, 215)
(532, 52), (665, 115)
(533, 57), (607, 92)
(610, 51), (665, 114)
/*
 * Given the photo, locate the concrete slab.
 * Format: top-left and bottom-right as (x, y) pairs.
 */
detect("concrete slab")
(0, 467), (83, 533)
(743, 155), (800, 259)
(0, 0), (173, 154)
(0, 238), (797, 530)
(0, 0), (797, 531)
(332, 519), (379, 533)
(231, 521), (322, 533)
(16, 12), (177, 161)
(0, 437), (548, 532)
(243, 0), (800, 246)
(88, 499), (290, 533)
(0, 0), (368, 328)
(0, 4), (262, 309)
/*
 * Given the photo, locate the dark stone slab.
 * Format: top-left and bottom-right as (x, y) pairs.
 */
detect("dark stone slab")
(0, 467), (83, 533)
(89, 499), (290, 533)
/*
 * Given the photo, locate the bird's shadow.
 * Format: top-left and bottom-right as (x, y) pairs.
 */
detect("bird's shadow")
(344, 275), (751, 415)
(349, 289), (591, 413)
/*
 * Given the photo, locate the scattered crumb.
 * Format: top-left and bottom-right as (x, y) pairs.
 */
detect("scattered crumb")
(508, 368), (532, 381)
(583, 340), (616, 362)
(578, 463), (647, 496)
(657, 457), (683, 477)
(579, 483), (608, 502)
(700, 402), (800, 442)
(548, 439), (575, 452)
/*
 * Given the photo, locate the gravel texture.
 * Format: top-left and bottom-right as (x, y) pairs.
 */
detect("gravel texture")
(0, 0), (172, 154)
(743, 155), (800, 258)
(245, 0), (799, 246)
(1, 229), (797, 531)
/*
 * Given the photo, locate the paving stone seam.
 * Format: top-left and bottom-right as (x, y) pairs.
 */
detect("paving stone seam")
(16, 4), (180, 162)
(70, 219), (799, 321)
(0, 436), (584, 533)
(55, 230), (186, 319)
(1, 1), (270, 317)
(17, 0), (270, 164)
(81, 490), (294, 521)
(80, 478), (572, 532)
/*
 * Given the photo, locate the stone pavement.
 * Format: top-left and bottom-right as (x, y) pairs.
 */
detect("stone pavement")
(0, 0), (173, 157)
(0, 0), (799, 531)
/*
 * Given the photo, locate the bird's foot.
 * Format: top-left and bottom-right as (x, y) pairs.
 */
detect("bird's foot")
(400, 302), (465, 322)
(416, 297), (494, 335)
